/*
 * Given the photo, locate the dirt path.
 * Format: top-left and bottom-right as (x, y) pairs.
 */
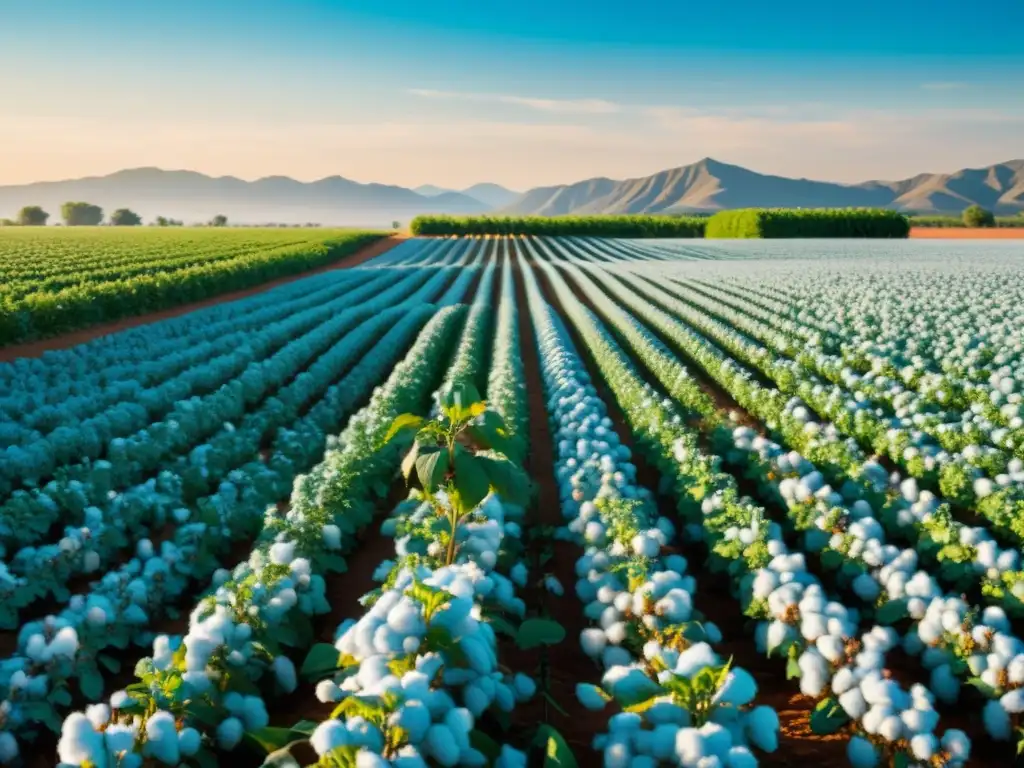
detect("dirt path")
(910, 227), (1024, 239)
(502, 243), (601, 756)
(0, 235), (407, 363)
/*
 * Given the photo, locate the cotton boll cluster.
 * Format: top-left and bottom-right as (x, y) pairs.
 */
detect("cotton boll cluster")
(521, 272), (782, 764)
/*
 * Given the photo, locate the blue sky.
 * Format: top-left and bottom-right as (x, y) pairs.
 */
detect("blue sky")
(1, 0), (1021, 188)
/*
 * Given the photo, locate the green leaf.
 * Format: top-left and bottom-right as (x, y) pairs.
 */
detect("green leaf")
(300, 643), (343, 680)
(245, 727), (298, 754)
(195, 750), (220, 768)
(478, 454), (529, 506)
(290, 720), (319, 736)
(623, 695), (662, 714)
(415, 448), (450, 493)
(966, 676), (999, 698)
(79, 668), (104, 700)
(533, 725), (579, 768)
(400, 440), (420, 483)
(470, 729), (502, 761)
(98, 654), (121, 674)
(484, 614), (519, 638)
(893, 753), (912, 768)
(786, 656), (801, 680)
(808, 696), (850, 735)
(452, 445), (490, 511)
(515, 618), (566, 650)
(385, 414), (425, 444)
(49, 687), (73, 707)
(874, 599), (909, 625)
(19, 702), (62, 733)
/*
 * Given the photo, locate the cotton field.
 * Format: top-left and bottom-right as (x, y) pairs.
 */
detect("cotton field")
(2, 235), (1022, 767)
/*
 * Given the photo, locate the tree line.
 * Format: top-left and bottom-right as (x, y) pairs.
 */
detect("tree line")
(1, 204), (229, 227)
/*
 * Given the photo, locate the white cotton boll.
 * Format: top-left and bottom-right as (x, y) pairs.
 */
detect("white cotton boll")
(322, 524), (342, 550)
(216, 716), (244, 750)
(178, 727), (201, 756)
(831, 667), (856, 695)
(725, 746), (757, 768)
(846, 736), (879, 768)
(900, 707), (938, 736)
(272, 656), (297, 693)
(356, 750), (390, 768)
(581, 628), (607, 658)
(717, 667), (757, 707)
(816, 635), (845, 664)
(512, 673), (537, 701)
(103, 724), (135, 755)
(145, 711), (181, 764)
(57, 712), (104, 764)
(878, 715), (903, 743)
(46, 626), (79, 660)
(675, 728), (707, 764)
(85, 703), (110, 729)
(798, 651), (829, 697)
(606, 622), (628, 646)
(744, 706), (779, 752)
(941, 729), (971, 762)
(604, 739), (631, 768)
(929, 664), (960, 704)
(577, 683), (608, 711)
(1000, 689), (1024, 713)
(311, 721), (349, 756)
(910, 733), (937, 760)
(851, 573), (880, 602)
(839, 686), (868, 720)
(425, 724), (460, 767)
(983, 699), (1012, 740)
(675, 643), (719, 679)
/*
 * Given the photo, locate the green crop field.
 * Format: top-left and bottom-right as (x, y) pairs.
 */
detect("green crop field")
(0, 227), (384, 346)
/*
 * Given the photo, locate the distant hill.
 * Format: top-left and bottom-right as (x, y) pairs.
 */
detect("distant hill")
(500, 158), (1024, 215)
(414, 183), (519, 209)
(4, 160), (1022, 226)
(0, 168), (490, 226)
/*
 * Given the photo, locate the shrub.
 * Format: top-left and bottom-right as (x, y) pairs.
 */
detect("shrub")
(705, 208), (910, 238)
(409, 214), (706, 238)
(962, 205), (996, 228)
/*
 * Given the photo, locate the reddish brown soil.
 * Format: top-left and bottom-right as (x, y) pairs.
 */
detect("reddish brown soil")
(0, 235), (407, 363)
(501, 243), (602, 756)
(910, 227), (1024, 239)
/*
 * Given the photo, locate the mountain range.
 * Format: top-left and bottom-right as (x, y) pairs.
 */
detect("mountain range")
(2, 158), (1022, 226)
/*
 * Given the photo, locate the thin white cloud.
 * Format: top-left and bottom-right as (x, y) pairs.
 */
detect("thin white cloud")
(408, 88), (620, 114)
(921, 81), (967, 90)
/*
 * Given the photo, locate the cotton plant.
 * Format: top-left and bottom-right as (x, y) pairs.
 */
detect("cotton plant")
(43, 308), (469, 766)
(523, 246), (981, 766)
(520, 254), (779, 766)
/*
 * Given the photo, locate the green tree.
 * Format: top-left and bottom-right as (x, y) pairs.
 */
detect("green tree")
(110, 208), (142, 226)
(154, 216), (169, 227)
(0, 218), (15, 227)
(962, 204), (995, 228)
(210, 214), (228, 227)
(61, 201), (104, 226)
(16, 205), (49, 226)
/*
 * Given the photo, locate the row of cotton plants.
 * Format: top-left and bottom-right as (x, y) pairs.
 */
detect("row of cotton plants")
(42, 305), (467, 768)
(655, 254), (1024, 452)
(0, 268), (443, 622)
(485, 250), (528, 463)
(0, 302), (447, 766)
(0, 267), (407, 509)
(560, 257), (1024, 621)
(294, 261), (545, 766)
(520, 252), (781, 767)
(636, 270), (1024, 489)
(525, 248), (972, 767)
(587, 263), (1024, 555)
(0, 270), (370, 428)
(698, 252), (1024, 396)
